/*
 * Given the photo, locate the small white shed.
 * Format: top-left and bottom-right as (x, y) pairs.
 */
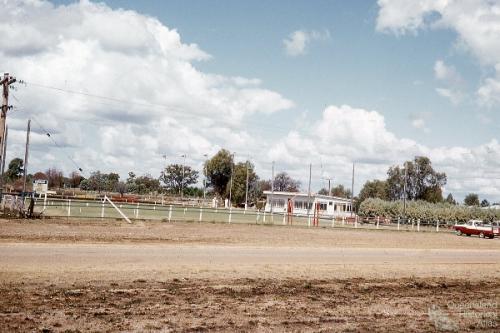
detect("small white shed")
(263, 191), (354, 217)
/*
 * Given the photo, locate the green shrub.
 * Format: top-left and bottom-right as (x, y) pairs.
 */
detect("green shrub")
(358, 198), (500, 223)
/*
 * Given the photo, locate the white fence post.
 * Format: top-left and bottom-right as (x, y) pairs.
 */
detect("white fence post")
(228, 207), (232, 223)
(417, 219), (420, 232)
(376, 216), (380, 229)
(397, 217), (400, 231)
(168, 205), (172, 222)
(342, 216), (345, 226)
(283, 213), (286, 225)
(101, 200), (104, 219)
(263, 211), (266, 223)
(355, 215), (358, 228)
(436, 219), (439, 232)
(136, 203), (139, 219)
(307, 214), (311, 227)
(331, 216), (335, 228)
(199, 207), (203, 222)
(67, 199), (71, 217)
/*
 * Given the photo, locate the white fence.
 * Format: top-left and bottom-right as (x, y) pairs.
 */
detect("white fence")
(19, 197), (456, 233)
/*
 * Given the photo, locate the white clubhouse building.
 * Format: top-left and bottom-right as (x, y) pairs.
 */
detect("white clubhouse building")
(263, 191), (354, 217)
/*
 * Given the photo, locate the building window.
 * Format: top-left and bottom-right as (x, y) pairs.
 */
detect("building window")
(329, 201), (333, 206)
(272, 199), (285, 208)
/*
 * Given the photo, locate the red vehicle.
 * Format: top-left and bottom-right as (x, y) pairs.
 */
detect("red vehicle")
(453, 220), (500, 239)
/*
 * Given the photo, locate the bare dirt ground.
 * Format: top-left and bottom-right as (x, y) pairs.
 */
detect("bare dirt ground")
(0, 218), (499, 332)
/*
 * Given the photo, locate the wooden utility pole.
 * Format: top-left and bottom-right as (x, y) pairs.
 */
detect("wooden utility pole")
(22, 120), (31, 196)
(0, 126), (8, 178)
(0, 73), (16, 200)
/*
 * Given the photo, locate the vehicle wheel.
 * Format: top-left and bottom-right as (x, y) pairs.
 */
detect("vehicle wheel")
(479, 232), (485, 239)
(456, 230), (462, 236)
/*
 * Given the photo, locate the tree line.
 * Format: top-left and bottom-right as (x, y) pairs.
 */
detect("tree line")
(2, 157), (83, 190)
(356, 156), (495, 211)
(4, 150), (327, 207)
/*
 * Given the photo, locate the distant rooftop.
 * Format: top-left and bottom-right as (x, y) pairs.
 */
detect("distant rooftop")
(262, 191), (352, 202)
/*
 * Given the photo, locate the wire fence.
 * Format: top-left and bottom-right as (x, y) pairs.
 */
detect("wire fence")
(13, 196), (456, 233)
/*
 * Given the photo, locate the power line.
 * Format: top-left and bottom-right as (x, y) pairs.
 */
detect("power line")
(11, 93), (84, 174)
(23, 81), (303, 135)
(30, 117), (84, 174)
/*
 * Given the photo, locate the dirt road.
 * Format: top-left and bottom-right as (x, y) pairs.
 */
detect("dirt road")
(1, 242), (500, 281)
(0, 219), (499, 332)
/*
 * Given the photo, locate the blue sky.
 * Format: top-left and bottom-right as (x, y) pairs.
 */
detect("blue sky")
(65, 0), (496, 147)
(3, 0), (500, 200)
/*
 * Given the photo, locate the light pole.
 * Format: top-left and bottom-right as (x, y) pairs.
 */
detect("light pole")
(244, 160), (249, 211)
(322, 177), (332, 196)
(203, 153), (208, 201)
(228, 153), (234, 208)
(350, 163), (355, 217)
(403, 161), (407, 221)
(270, 161), (275, 214)
(180, 154), (186, 200)
(161, 154), (167, 182)
(161, 154), (167, 205)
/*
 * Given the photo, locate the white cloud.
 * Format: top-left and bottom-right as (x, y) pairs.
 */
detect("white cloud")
(376, 0), (448, 35)
(434, 60), (462, 84)
(433, 60), (465, 104)
(410, 112), (430, 133)
(377, 0), (500, 106)
(478, 64), (500, 106)
(1, 0), (294, 178)
(435, 87), (463, 105)
(283, 29), (330, 56)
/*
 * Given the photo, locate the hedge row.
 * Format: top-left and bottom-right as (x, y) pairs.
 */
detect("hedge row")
(358, 198), (499, 223)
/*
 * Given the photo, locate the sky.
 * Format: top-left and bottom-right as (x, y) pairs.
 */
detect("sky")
(1, 0), (500, 201)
